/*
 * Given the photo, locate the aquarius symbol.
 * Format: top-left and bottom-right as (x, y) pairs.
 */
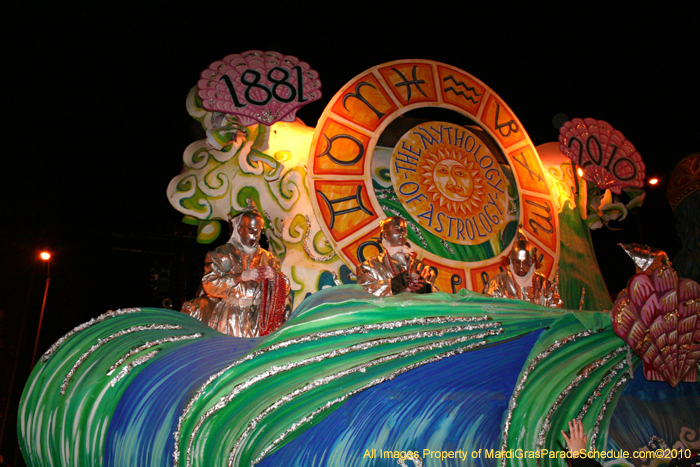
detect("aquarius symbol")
(442, 75), (482, 104)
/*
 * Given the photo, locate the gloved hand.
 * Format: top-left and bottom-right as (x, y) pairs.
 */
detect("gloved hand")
(390, 271), (411, 294)
(241, 269), (258, 282)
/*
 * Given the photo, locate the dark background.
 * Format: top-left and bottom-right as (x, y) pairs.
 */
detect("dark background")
(2, 3), (698, 465)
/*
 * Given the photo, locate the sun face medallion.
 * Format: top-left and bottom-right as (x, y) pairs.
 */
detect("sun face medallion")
(391, 122), (508, 246)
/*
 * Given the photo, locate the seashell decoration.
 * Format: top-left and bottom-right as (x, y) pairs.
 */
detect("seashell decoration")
(559, 118), (645, 194)
(197, 50), (322, 126)
(613, 266), (700, 387)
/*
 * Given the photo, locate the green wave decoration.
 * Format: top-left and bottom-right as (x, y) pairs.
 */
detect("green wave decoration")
(19, 289), (643, 467)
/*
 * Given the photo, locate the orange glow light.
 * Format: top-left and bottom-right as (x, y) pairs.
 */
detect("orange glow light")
(577, 168), (583, 177)
(40, 252), (51, 261)
(648, 178), (659, 185)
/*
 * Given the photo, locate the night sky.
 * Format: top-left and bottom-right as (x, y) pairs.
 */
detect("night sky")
(2, 3), (699, 462)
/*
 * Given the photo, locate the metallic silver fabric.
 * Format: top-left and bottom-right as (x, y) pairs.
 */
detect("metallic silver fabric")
(181, 243), (289, 338)
(482, 270), (563, 308)
(381, 208), (429, 248)
(356, 251), (437, 297)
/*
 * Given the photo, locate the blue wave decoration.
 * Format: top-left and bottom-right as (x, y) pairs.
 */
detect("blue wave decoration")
(259, 330), (543, 467)
(106, 336), (261, 467)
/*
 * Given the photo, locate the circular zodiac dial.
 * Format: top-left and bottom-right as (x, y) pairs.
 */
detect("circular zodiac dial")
(307, 59), (559, 293)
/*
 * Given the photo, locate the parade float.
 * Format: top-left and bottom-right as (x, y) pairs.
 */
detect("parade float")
(18, 54), (700, 467)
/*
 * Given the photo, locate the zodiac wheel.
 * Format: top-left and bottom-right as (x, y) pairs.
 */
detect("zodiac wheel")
(307, 59), (559, 293)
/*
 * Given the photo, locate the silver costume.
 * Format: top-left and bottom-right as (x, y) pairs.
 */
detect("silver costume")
(182, 244), (289, 337)
(356, 251), (437, 297)
(482, 270), (563, 308)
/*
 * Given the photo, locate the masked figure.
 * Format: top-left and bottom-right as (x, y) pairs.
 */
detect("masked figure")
(356, 216), (437, 297)
(482, 233), (562, 308)
(182, 209), (290, 337)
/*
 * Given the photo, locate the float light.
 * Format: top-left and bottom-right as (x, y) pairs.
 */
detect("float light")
(32, 251), (52, 368)
(577, 167), (583, 177)
(648, 178), (659, 186)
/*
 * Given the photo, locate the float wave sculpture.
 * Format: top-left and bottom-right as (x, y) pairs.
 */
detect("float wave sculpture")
(18, 288), (700, 467)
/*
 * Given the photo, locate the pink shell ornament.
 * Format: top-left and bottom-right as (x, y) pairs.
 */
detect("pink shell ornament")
(558, 118), (645, 194)
(197, 50), (322, 126)
(613, 266), (700, 387)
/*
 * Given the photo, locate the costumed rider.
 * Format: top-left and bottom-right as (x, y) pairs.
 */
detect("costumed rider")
(356, 216), (437, 297)
(482, 230), (563, 308)
(181, 207), (290, 337)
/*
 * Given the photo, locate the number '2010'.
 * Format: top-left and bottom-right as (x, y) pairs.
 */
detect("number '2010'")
(566, 135), (637, 182)
(220, 66), (308, 107)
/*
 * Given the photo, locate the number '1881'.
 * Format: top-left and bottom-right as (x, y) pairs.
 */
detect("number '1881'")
(220, 66), (308, 108)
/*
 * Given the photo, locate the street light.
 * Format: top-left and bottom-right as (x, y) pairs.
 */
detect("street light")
(31, 252), (51, 367)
